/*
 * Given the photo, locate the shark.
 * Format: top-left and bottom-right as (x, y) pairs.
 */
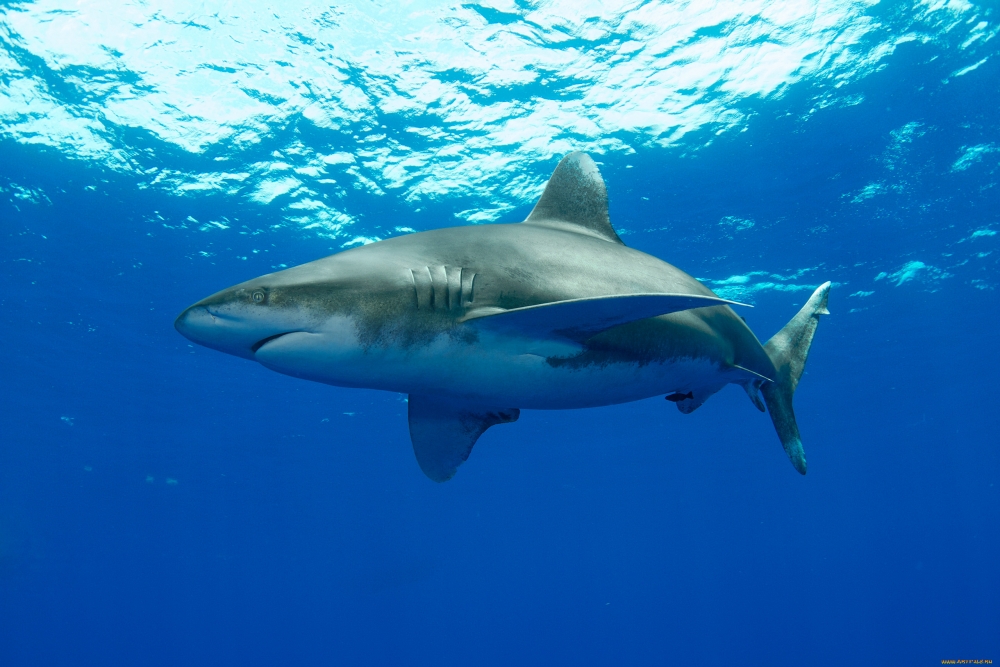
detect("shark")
(175, 152), (830, 482)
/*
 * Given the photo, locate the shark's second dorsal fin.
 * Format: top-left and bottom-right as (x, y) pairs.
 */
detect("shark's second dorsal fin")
(524, 152), (624, 245)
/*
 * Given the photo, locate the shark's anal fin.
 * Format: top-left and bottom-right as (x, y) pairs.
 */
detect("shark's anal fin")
(407, 395), (519, 482)
(730, 364), (769, 412)
(524, 152), (623, 245)
(463, 293), (748, 343)
(743, 380), (766, 412)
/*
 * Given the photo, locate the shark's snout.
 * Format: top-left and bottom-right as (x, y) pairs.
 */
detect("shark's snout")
(175, 303), (258, 359)
(174, 303), (211, 340)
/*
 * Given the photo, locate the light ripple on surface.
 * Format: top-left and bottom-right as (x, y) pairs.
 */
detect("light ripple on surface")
(1, 0), (989, 235)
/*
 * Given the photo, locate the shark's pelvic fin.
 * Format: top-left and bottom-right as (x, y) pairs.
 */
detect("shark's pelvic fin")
(463, 293), (748, 343)
(407, 395), (519, 482)
(761, 282), (832, 475)
(672, 388), (718, 414)
(524, 152), (624, 245)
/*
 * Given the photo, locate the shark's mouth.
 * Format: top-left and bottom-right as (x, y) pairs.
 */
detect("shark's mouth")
(251, 331), (298, 354)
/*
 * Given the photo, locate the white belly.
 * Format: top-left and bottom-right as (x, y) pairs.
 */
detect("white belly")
(254, 317), (731, 409)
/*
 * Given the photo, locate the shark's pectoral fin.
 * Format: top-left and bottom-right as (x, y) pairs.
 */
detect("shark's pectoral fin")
(463, 293), (748, 343)
(407, 395), (520, 482)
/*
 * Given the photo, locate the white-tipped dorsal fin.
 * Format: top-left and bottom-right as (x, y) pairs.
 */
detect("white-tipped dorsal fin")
(525, 152), (624, 245)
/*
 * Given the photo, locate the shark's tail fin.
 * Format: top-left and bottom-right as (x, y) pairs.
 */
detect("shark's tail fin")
(761, 282), (831, 474)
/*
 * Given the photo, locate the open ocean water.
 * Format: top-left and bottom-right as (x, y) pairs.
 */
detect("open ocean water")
(1, 1), (998, 665)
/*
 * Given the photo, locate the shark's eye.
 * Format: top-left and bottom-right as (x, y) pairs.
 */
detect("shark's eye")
(251, 290), (266, 304)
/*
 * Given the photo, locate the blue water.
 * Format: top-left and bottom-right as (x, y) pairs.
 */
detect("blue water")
(2, 1), (998, 664)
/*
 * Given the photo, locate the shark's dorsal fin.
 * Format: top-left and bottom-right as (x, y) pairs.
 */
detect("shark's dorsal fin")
(524, 152), (624, 245)
(407, 395), (519, 482)
(463, 293), (748, 343)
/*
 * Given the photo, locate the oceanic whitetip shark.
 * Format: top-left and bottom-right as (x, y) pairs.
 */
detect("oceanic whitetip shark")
(175, 152), (830, 482)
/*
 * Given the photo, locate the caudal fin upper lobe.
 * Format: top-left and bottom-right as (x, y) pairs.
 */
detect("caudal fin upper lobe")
(761, 282), (832, 474)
